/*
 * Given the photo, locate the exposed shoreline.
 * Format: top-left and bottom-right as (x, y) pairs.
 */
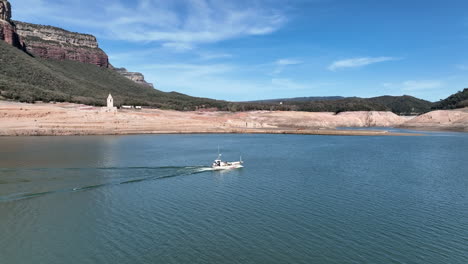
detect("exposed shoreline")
(0, 101), (466, 137)
(0, 129), (421, 137)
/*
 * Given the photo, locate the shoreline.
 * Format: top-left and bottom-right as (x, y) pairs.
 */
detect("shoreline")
(1, 101), (466, 137)
(0, 129), (423, 137)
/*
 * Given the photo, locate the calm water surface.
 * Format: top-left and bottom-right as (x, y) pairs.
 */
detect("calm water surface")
(1, 132), (468, 264)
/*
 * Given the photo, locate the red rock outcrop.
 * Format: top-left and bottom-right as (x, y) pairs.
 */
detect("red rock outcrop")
(0, 20), (20, 46)
(0, 0), (23, 49)
(14, 21), (109, 67)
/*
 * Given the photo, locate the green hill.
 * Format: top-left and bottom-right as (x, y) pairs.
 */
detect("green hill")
(0, 40), (227, 110)
(367, 95), (433, 114)
(432, 88), (468, 110)
(243, 95), (433, 114)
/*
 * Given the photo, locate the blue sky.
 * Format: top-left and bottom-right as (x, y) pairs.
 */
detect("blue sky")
(10, 0), (468, 102)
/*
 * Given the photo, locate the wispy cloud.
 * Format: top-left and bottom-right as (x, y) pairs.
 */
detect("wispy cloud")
(162, 42), (194, 52)
(199, 52), (233, 60)
(273, 58), (302, 74)
(402, 80), (443, 91)
(328, 57), (400, 71)
(276, 59), (302, 66)
(14, 0), (287, 52)
(382, 80), (443, 91)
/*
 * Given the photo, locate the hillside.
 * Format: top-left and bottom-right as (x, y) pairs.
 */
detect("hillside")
(367, 95), (433, 114)
(0, 40), (227, 110)
(244, 95), (433, 114)
(432, 88), (468, 110)
(277, 97), (390, 113)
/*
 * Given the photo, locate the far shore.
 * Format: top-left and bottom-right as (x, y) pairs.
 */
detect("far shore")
(0, 101), (466, 137)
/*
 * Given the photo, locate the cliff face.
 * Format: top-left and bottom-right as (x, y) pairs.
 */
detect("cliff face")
(2, 0), (158, 90)
(0, 20), (21, 47)
(0, 0), (22, 49)
(14, 21), (109, 67)
(114, 68), (154, 87)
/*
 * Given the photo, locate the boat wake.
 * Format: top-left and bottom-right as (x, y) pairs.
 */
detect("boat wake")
(0, 165), (214, 202)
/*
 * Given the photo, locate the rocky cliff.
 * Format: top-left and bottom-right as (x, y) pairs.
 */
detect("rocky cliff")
(1, 0), (159, 86)
(14, 21), (109, 67)
(114, 68), (154, 87)
(0, 0), (22, 49)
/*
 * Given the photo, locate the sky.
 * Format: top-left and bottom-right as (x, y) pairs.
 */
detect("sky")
(10, 0), (468, 102)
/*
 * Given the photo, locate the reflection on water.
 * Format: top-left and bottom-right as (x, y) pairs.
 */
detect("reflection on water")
(1, 134), (468, 264)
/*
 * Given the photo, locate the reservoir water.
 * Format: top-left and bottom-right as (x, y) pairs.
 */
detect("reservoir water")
(1, 132), (468, 264)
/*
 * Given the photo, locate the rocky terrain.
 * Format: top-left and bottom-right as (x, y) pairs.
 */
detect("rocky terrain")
(114, 68), (154, 87)
(1, 0), (109, 67)
(1, 0), (156, 87)
(0, 101), (421, 136)
(2, 101), (467, 136)
(0, 0), (22, 49)
(14, 21), (109, 68)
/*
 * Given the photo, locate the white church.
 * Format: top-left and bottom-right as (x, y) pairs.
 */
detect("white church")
(102, 93), (117, 112)
(107, 94), (114, 108)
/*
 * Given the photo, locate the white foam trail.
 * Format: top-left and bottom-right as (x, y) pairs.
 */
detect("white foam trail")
(196, 167), (215, 172)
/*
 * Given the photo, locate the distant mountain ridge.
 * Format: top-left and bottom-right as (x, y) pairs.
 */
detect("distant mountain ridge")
(245, 95), (433, 114)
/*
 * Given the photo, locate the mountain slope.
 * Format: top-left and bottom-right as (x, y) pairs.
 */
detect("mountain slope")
(245, 95), (433, 114)
(0, 40), (227, 110)
(432, 88), (468, 110)
(367, 95), (433, 114)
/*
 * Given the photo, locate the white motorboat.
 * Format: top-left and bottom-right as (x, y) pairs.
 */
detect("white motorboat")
(212, 153), (244, 170)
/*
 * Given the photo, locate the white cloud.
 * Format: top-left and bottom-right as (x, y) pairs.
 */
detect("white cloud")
(199, 52), (233, 60)
(402, 80), (443, 91)
(275, 59), (302, 66)
(14, 0), (287, 50)
(162, 42), (194, 52)
(328, 57), (400, 71)
(140, 63), (234, 78)
(273, 58), (302, 74)
(382, 80), (443, 91)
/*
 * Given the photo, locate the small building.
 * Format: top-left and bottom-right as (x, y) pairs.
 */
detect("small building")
(101, 93), (117, 113)
(107, 94), (114, 108)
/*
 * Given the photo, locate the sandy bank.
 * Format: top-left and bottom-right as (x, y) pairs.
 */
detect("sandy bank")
(0, 101), (437, 136)
(401, 108), (468, 132)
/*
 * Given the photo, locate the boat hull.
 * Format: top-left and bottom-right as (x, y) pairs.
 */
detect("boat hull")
(211, 162), (243, 170)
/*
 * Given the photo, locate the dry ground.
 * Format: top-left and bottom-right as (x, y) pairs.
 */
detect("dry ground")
(1, 101), (465, 136)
